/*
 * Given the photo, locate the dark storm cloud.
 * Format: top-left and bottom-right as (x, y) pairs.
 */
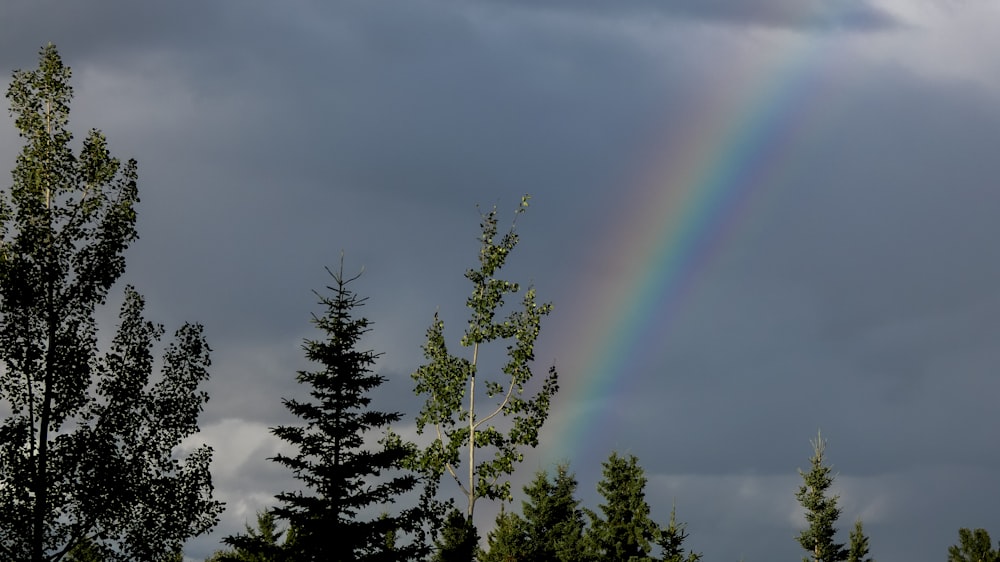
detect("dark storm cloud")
(2, 1), (999, 561)
(483, 0), (898, 31)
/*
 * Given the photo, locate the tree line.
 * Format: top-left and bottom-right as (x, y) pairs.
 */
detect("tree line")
(1, 44), (996, 562)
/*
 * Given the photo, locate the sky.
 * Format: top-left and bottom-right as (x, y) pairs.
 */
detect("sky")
(1, 1), (1000, 560)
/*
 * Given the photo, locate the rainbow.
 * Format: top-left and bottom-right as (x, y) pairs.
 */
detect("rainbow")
(543, 29), (853, 466)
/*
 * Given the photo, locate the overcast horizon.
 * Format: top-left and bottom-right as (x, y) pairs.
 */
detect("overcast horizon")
(2, 1), (1000, 561)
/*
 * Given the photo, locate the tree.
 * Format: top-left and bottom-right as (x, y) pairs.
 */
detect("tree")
(0, 44), (222, 562)
(433, 508), (480, 562)
(656, 505), (701, 562)
(411, 196), (559, 519)
(846, 519), (872, 562)
(586, 452), (658, 562)
(210, 512), (296, 562)
(480, 505), (528, 562)
(522, 463), (588, 562)
(795, 431), (847, 562)
(226, 262), (429, 562)
(948, 528), (999, 562)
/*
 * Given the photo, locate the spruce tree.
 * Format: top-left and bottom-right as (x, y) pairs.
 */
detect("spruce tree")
(586, 452), (658, 562)
(226, 263), (428, 561)
(481, 505), (528, 562)
(948, 529), (999, 562)
(521, 463), (588, 562)
(656, 505), (701, 562)
(433, 509), (479, 562)
(795, 431), (847, 562)
(0, 44), (221, 562)
(846, 519), (872, 562)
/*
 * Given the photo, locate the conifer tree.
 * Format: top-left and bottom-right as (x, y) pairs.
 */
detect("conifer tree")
(656, 505), (701, 562)
(521, 463), (588, 562)
(411, 196), (558, 519)
(586, 452), (658, 562)
(226, 263), (429, 561)
(211, 512), (296, 562)
(432, 509), (480, 562)
(846, 519), (873, 562)
(0, 44), (221, 562)
(948, 529), (999, 562)
(795, 431), (847, 562)
(481, 505), (528, 562)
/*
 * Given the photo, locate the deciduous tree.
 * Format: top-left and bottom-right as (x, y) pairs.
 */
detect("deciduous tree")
(0, 44), (221, 562)
(411, 196), (558, 519)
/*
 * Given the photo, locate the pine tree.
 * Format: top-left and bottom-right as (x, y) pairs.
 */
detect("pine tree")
(948, 529), (999, 562)
(412, 196), (559, 519)
(226, 262), (429, 561)
(846, 519), (872, 562)
(795, 431), (847, 562)
(0, 44), (221, 562)
(586, 452), (658, 562)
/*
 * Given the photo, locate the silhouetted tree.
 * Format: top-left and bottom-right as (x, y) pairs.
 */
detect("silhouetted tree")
(0, 44), (221, 562)
(226, 262), (429, 561)
(433, 509), (479, 562)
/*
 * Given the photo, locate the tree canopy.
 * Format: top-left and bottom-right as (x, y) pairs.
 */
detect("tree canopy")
(0, 43), (221, 562)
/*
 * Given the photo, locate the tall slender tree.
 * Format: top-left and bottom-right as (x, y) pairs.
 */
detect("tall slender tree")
(411, 196), (558, 520)
(846, 519), (873, 562)
(795, 431), (847, 562)
(226, 262), (429, 561)
(586, 452), (658, 562)
(0, 44), (221, 562)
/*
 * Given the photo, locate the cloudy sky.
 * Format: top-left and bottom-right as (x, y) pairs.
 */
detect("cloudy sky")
(3, 1), (1000, 560)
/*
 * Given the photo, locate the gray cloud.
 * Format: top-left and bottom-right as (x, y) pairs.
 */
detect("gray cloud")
(1, 2), (998, 562)
(482, 0), (898, 31)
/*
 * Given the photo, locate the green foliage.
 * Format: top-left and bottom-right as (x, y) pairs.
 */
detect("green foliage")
(433, 509), (480, 562)
(523, 463), (589, 562)
(795, 431), (847, 562)
(481, 505), (528, 562)
(411, 195), (558, 518)
(846, 519), (873, 562)
(482, 463), (588, 562)
(656, 506), (701, 562)
(0, 44), (221, 562)
(586, 452), (658, 562)
(948, 528), (999, 562)
(225, 262), (430, 562)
